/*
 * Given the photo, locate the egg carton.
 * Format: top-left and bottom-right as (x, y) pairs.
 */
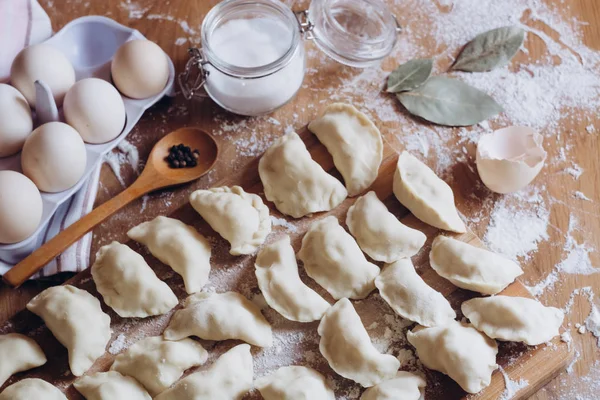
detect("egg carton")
(0, 16), (176, 264)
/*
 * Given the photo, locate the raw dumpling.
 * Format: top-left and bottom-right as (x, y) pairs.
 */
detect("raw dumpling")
(393, 151), (466, 233)
(462, 296), (564, 345)
(26, 285), (111, 377)
(298, 216), (379, 300)
(346, 191), (426, 262)
(318, 298), (400, 387)
(110, 336), (207, 396)
(375, 259), (456, 327)
(258, 131), (347, 218)
(308, 103), (383, 196)
(430, 235), (523, 295)
(163, 291), (273, 347)
(189, 186), (271, 255)
(91, 241), (178, 318)
(154, 344), (253, 400)
(255, 236), (330, 322)
(74, 371), (151, 400)
(360, 371), (426, 400)
(407, 321), (498, 394)
(0, 378), (66, 400)
(0, 333), (46, 387)
(127, 216), (212, 294)
(256, 366), (335, 400)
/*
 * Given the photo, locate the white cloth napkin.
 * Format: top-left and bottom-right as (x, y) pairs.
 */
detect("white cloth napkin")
(0, 0), (102, 277)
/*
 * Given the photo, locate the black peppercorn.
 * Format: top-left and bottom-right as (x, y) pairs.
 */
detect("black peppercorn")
(165, 144), (201, 169)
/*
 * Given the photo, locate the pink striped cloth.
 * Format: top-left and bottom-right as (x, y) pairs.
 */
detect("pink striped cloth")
(0, 0), (102, 277)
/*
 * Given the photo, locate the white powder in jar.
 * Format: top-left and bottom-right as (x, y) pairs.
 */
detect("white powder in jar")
(204, 18), (305, 116)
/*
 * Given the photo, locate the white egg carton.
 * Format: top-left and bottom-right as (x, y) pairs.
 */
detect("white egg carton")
(0, 16), (176, 264)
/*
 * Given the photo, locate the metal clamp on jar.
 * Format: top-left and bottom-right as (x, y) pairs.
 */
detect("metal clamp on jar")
(180, 0), (401, 116)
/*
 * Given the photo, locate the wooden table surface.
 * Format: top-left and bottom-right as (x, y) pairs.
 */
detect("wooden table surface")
(1, 0), (599, 399)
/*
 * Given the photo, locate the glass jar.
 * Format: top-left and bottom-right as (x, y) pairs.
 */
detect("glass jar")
(179, 0), (401, 116)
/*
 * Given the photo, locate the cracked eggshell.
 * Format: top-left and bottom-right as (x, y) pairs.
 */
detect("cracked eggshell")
(476, 126), (546, 194)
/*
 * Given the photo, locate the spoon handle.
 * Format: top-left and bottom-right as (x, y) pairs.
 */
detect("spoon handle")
(3, 180), (151, 287)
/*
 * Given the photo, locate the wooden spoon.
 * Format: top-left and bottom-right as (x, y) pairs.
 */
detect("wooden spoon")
(3, 127), (219, 287)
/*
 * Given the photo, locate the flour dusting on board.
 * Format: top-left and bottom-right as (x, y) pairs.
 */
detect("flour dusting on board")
(498, 366), (529, 400)
(103, 139), (140, 187)
(270, 216), (298, 233)
(484, 190), (550, 261)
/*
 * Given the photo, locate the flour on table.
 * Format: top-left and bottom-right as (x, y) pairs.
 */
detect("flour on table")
(103, 139), (140, 187)
(174, 37), (187, 46)
(484, 190), (550, 261)
(529, 216), (598, 296)
(573, 191), (592, 201)
(498, 366), (529, 400)
(561, 331), (572, 351)
(119, 0), (149, 19)
(585, 301), (600, 348)
(108, 333), (128, 355)
(270, 216), (298, 233)
(556, 216), (598, 276)
(563, 163), (584, 180)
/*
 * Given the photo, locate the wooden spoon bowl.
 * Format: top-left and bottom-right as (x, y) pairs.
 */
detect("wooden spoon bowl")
(146, 127), (219, 188)
(4, 127), (219, 287)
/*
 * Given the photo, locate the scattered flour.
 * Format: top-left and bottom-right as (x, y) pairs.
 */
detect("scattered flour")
(556, 216), (598, 276)
(234, 131), (276, 158)
(563, 164), (584, 180)
(174, 37), (187, 46)
(498, 366), (529, 400)
(119, 0), (149, 19)
(585, 301), (600, 348)
(561, 330), (572, 350)
(573, 191), (592, 201)
(108, 333), (128, 355)
(484, 193), (550, 261)
(270, 216), (298, 233)
(103, 139), (140, 187)
(529, 216), (598, 296)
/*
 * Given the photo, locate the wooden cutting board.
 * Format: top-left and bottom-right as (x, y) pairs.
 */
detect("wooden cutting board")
(0, 129), (573, 399)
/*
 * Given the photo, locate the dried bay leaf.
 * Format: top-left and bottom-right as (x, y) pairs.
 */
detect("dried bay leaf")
(397, 77), (503, 126)
(387, 58), (434, 93)
(452, 26), (525, 72)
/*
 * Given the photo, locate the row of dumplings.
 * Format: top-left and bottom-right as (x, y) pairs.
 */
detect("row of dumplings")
(1, 104), (564, 398)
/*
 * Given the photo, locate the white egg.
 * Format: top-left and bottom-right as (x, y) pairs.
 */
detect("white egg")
(63, 78), (126, 144)
(0, 84), (33, 157)
(111, 39), (169, 99)
(21, 122), (87, 193)
(0, 171), (43, 244)
(476, 126), (547, 194)
(10, 43), (76, 107)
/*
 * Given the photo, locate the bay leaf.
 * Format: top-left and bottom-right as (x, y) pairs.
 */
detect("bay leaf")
(387, 58), (433, 93)
(452, 26), (525, 72)
(396, 77), (503, 126)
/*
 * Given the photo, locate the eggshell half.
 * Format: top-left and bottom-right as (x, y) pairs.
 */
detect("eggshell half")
(64, 78), (126, 144)
(111, 39), (169, 99)
(476, 126), (546, 194)
(10, 43), (76, 107)
(0, 84), (33, 157)
(21, 122), (87, 193)
(0, 171), (43, 244)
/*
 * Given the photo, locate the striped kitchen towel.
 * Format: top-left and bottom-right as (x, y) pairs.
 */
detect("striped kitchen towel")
(0, 0), (102, 277)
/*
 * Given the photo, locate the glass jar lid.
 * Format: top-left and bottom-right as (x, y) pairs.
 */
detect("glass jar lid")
(306, 0), (401, 68)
